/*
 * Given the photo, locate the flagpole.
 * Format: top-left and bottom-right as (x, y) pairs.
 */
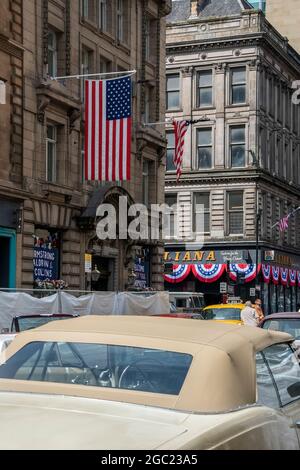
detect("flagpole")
(51, 70), (137, 81)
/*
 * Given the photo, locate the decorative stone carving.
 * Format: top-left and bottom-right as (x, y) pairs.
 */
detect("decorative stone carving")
(37, 95), (51, 123)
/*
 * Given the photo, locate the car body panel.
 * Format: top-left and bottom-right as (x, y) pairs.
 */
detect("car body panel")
(202, 304), (245, 325)
(0, 334), (16, 354)
(0, 316), (298, 450)
(0, 392), (297, 450)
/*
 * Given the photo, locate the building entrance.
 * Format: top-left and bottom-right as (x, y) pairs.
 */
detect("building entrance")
(0, 228), (16, 288)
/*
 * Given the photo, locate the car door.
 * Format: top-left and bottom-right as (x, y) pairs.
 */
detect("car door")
(260, 343), (300, 446)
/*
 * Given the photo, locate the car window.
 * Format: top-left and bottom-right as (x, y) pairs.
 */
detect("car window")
(0, 342), (193, 396)
(260, 343), (300, 407)
(203, 308), (241, 320)
(262, 319), (300, 340)
(256, 352), (280, 408)
(16, 316), (74, 332)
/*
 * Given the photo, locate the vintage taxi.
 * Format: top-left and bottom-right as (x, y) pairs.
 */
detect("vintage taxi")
(201, 303), (245, 325)
(0, 315), (299, 449)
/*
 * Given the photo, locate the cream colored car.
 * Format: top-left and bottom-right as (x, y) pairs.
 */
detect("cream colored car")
(0, 316), (299, 450)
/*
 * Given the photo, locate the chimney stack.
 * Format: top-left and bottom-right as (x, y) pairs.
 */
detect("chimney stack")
(190, 0), (207, 19)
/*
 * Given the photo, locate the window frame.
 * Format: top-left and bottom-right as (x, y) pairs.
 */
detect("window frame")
(164, 193), (178, 240)
(46, 125), (57, 183)
(197, 70), (213, 108)
(229, 125), (246, 168)
(166, 73), (181, 111)
(193, 192), (211, 235)
(196, 127), (213, 170)
(47, 29), (58, 78)
(230, 66), (247, 106)
(227, 191), (244, 236)
(166, 130), (176, 173)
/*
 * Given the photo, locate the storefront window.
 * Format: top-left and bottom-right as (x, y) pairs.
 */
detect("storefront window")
(285, 287), (291, 312)
(263, 283), (269, 316)
(277, 284), (284, 312)
(270, 284), (276, 314)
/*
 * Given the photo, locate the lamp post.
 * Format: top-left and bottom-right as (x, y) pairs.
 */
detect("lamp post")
(91, 265), (101, 291)
(255, 208), (262, 293)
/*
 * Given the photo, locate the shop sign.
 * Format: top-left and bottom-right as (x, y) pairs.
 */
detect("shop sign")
(220, 282), (227, 293)
(134, 257), (149, 289)
(85, 253), (92, 273)
(33, 247), (59, 282)
(264, 250), (275, 261)
(250, 288), (256, 297)
(164, 249), (255, 265)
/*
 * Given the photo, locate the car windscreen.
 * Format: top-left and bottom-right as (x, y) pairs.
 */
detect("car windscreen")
(202, 308), (241, 320)
(15, 316), (73, 332)
(0, 342), (192, 396)
(262, 319), (300, 340)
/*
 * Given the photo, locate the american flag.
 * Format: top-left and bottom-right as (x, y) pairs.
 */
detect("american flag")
(84, 76), (132, 181)
(172, 120), (189, 182)
(279, 215), (289, 232)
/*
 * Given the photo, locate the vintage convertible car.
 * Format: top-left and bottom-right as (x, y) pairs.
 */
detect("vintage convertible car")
(0, 315), (299, 450)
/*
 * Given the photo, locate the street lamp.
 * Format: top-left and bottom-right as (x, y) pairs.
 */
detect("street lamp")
(91, 265), (101, 284)
(255, 208), (263, 290)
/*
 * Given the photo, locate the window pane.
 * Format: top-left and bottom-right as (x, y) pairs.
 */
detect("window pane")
(232, 68), (246, 84)
(167, 91), (179, 109)
(167, 132), (175, 147)
(256, 352), (280, 408)
(167, 75), (179, 91)
(231, 127), (245, 143)
(229, 212), (243, 234)
(197, 129), (212, 146)
(195, 193), (209, 210)
(167, 93), (179, 109)
(229, 192), (243, 209)
(166, 150), (175, 171)
(199, 71), (212, 87)
(232, 85), (246, 104)
(262, 344), (300, 407)
(199, 89), (212, 107)
(165, 195), (177, 207)
(198, 148), (212, 169)
(0, 341), (193, 396)
(231, 145), (245, 167)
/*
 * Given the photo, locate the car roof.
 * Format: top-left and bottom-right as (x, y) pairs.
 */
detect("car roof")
(262, 312), (300, 320)
(23, 314), (288, 347)
(0, 316), (293, 413)
(203, 303), (244, 309)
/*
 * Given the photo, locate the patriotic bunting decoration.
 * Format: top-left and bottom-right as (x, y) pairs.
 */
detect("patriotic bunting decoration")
(192, 264), (225, 283)
(228, 264), (260, 283)
(272, 266), (280, 285)
(289, 269), (296, 287)
(297, 271), (300, 286)
(163, 264), (191, 284)
(85, 76), (132, 182)
(280, 267), (289, 286)
(262, 264), (271, 284)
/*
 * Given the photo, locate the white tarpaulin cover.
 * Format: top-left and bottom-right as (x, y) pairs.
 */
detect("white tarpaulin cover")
(0, 291), (170, 331)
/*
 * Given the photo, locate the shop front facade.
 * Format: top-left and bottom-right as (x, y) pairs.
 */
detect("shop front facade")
(164, 247), (300, 314)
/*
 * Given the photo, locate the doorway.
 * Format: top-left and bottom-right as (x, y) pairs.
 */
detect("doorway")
(0, 228), (16, 288)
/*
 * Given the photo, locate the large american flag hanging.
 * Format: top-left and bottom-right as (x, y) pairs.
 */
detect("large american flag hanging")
(172, 120), (189, 182)
(84, 76), (132, 181)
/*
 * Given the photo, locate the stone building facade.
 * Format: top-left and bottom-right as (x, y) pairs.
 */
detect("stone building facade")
(164, 0), (300, 313)
(0, 0), (171, 292)
(265, 0), (300, 53)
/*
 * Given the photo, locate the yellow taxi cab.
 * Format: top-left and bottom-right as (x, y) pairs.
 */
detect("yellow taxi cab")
(201, 303), (245, 325)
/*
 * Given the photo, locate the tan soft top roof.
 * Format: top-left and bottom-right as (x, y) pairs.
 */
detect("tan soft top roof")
(32, 315), (292, 352)
(0, 316), (294, 413)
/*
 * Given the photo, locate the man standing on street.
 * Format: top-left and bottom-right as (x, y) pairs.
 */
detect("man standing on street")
(241, 301), (258, 327)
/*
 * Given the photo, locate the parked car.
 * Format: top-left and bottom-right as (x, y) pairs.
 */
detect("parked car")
(169, 292), (205, 315)
(259, 312), (300, 351)
(201, 303), (245, 325)
(0, 315), (299, 449)
(0, 334), (16, 355)
(0, 314), (78, 353)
